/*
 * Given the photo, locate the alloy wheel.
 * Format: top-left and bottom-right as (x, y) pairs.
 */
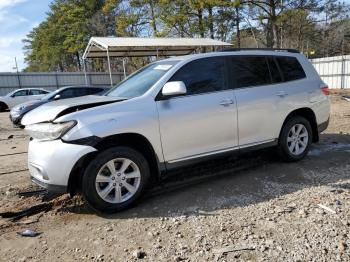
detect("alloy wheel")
(95, 158), (141, 203)
(287, 123), (309, 155)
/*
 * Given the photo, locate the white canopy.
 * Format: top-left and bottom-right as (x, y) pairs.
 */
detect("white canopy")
(83, 37), (232, 59)
(83, 37), (232, 86)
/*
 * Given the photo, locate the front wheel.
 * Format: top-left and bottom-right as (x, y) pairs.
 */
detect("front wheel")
(277, 116), (312, 162)
(82, 146), (150, 213)
(0, 103), (7, 112)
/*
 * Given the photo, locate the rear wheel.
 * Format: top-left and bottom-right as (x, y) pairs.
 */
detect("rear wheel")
(277, 116), (312, 162)
(82, 146), (150, 213)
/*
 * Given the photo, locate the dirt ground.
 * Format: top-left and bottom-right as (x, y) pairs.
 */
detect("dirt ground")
(0, 91), (350, 262)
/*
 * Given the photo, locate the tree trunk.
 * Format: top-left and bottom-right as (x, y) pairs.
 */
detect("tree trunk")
(208, 6), (214, 39)
(270, 0), (279, 48)
(76, 52), (81, 71)
(149, 0), (158, 36)
(198, 8), (205, 38)
(235, 6), (241, 48)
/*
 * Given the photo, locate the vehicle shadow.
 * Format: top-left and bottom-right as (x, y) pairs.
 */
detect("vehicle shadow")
(67, 133), (350, 219)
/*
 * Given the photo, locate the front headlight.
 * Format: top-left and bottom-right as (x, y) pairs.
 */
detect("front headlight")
(10, 109), (21, 117)
(25, 121), (76, 141)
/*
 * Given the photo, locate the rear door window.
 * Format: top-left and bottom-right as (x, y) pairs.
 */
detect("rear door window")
(169, 56), (226, 95)
(229, 56), (271, 88)
(275, 56), (306, 81)
(267, 57), (283, 83)
(29, 89), (42, 95)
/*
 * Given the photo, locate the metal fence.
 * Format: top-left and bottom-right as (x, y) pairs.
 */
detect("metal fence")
(0, 72), (124, 96)
(311, 55), (350, 89)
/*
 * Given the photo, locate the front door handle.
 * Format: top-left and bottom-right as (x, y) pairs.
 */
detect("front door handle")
(275, 91), (288, 97)
(220, 99), (234, 106)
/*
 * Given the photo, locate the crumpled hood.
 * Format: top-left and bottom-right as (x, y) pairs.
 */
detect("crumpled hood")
(21, 95), (121, 125)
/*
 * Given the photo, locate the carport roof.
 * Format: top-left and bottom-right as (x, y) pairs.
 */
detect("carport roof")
(83, 37), (232, 59)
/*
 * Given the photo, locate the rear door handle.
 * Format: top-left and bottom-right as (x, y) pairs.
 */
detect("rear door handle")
(275, 91), (288, 97)
(220, 99), (234, 106)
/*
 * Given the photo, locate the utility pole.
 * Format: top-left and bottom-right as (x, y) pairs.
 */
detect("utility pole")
(14, 57), (22, 89)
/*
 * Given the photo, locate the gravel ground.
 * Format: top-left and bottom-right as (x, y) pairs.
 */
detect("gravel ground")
(0, 90), (350, 262)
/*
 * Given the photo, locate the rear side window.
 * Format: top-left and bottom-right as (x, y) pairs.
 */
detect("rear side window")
(276, 56), (306, 81)
(229, 56), (271, 88)
(169, 57), (226, 95)
(267, 57), (283, 83)
(29, 89), (43, 95)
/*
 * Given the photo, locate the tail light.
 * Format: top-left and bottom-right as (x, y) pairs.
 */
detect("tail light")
(320, 85), (330, 96)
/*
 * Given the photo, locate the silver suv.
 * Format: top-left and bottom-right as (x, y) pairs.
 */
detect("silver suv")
(22, 49), (330, 213)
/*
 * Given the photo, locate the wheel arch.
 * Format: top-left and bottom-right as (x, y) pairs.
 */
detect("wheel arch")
(0, 101), (9, 111)
(279, 108), (319, 143)
(67, 133), (163, 196)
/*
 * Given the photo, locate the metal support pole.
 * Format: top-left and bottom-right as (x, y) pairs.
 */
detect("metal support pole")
(122, 58), (126, 79)
(55, 72), (59, 89)
(83, 58), (88, 86)
(14, 57), (21, 89)
(106, 49), (113, 87)
(341, 56), (345, 89)
(341, 35), (345, 89)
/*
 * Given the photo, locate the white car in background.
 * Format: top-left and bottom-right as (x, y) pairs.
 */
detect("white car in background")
(0, 88), (50, 111)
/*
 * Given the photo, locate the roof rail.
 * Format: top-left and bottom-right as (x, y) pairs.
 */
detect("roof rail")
(220, 48), (299, 53)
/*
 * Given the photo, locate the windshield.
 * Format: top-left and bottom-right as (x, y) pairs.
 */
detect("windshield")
(106, 60), (179, 99)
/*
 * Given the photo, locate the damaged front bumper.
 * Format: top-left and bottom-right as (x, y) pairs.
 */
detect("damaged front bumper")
(31, 176), (67, 194)
(28, 139), (97, 193)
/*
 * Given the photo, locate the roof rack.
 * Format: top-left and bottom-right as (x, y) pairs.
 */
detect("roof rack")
(220, 48), (299, 53)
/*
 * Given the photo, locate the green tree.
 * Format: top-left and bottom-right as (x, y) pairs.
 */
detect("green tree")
(24, 0), (104, 72)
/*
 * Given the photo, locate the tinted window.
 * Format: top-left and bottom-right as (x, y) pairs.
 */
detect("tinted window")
(29, 89), (42, 95)
(59, 88), (76, 99)
(169, 57), (226, 95)
(13, 90), (28, 97)
(276, 56), (306, 81)
(88, 88), (104, 95)
(229, 56), (270, 88)
(268, 57), (283, 83)
(74, 88), (89, 97)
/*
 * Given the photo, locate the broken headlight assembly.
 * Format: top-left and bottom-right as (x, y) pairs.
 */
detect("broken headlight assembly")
(25, 121), (76, 141)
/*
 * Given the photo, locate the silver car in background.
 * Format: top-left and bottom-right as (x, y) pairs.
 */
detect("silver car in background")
(0, 88), (49, 111)
(22, 49), (330, 213)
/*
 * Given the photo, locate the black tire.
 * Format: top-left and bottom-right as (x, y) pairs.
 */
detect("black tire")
(0, 103), (7, 112)
(82, 146), (150, 213)
(277, 116), (313, 162)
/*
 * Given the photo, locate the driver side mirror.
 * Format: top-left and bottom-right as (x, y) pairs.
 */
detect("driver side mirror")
(53, 94), (61, 100)
(162, 81), (187, 97)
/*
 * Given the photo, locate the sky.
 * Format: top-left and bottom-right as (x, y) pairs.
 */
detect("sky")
(0, 0), (51, 72)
